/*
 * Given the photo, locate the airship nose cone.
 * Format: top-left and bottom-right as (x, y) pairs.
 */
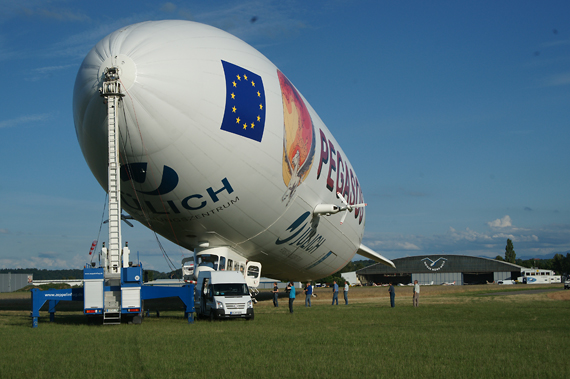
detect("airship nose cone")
(98, 54), (137, 91)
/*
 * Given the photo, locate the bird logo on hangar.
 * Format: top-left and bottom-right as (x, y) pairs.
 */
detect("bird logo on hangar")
(278, 70), (316, 205)
(421, 257), (447, 271)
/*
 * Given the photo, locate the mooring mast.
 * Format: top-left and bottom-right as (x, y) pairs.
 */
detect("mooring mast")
(30, 65), (194, 328)
(100, 66), (128, 278)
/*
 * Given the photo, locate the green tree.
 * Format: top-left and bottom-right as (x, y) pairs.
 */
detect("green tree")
(505, 239), (516, 263)
(551, 253), (570, 275)
(495, 255), (504, 261)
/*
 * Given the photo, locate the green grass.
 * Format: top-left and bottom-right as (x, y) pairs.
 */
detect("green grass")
(0, 290), (569, 378)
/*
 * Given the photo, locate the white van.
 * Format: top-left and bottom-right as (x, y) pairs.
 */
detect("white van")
(195, 271), (254, 321)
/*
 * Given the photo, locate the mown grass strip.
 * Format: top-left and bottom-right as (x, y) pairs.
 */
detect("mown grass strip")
(0, 289), (568, 379)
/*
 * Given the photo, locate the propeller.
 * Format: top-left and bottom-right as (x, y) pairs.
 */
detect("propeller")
(336, 192), (367, 225)
(312, 193), (367, 225)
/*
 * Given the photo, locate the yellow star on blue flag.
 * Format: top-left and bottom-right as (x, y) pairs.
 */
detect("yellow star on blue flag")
(220, 61), (266, 142)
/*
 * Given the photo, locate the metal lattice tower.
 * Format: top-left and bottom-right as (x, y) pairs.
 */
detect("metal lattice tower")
(100, 67), (124, 278)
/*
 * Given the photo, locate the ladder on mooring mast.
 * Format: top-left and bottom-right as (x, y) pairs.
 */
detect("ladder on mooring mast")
(99, 66), (128, 324)
(100, 67), (125, 279)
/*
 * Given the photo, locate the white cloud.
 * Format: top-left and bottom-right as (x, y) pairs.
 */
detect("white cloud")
(0, 113), (51, 129)
(487, 215), (512, 228)
(543, 72), (570, 87)
(363, 218), (564, 260)
(24, 64), (79, 82)
(32, 64), (76, 74)
(396, 242), (420, 250)
(160, 2), (177, 13)
(35, 8), (90, 22)
(367, 238), (420, 251)
(491, 233), (539, 242)
(0, 253), (84, 270)
(446, 227), (493, 242)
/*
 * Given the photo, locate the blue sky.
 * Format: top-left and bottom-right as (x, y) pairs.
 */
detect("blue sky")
(1, 0), (569, 271)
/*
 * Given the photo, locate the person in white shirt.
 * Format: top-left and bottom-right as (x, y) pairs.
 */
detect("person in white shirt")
(343, 282), (349, 305)
(413, 280), (420, 307)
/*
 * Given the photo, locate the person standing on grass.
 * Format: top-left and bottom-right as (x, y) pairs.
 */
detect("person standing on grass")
(388, 282), (395, 308)
(413, 280), (420, 307)
(288, 282), (295, 313)
(332, 281), (339, 305)
(272, 282), (279, 307)
(304, 282), (313, 307)
(343, 281), (349, 305)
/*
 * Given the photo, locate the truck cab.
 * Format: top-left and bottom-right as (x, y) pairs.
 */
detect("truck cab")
(195, 271), (254, 321)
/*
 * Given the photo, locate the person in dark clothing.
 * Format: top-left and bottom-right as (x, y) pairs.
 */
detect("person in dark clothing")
(388, 282), (395, 307)
(272, 282), (279, 307)
(332, 281), (339, 305)
(304, 282), (313, 307)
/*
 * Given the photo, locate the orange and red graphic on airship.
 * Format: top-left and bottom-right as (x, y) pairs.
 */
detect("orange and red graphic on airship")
(278, 70), (316, 205)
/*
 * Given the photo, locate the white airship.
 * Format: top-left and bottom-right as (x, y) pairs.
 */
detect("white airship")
(73, 20), (394, 281)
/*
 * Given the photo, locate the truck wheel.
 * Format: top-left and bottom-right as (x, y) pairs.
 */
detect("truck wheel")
(210, 311), (214, 322)
(247, 314), (254, 321)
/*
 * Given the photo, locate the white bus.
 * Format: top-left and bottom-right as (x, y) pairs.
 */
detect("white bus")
(517, 268), (561, 284)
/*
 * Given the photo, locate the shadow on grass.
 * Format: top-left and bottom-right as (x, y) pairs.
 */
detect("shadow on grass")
(38, 313), (92, 326)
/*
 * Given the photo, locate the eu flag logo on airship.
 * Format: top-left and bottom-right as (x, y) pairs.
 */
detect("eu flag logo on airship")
(220, 61), (266, 142)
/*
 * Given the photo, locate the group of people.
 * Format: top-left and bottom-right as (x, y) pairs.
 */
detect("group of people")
(271, 279), (421, 312)
(271, 280), (351, 313)
(387, 280), (420, 307)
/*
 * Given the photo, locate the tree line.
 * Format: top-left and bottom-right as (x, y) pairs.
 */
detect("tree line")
(5, 245), (569, 283)
(0, 268), (182, 281)
(0, 268), (84, 280)
(495, 238), (570, 275)
(496, 253), (570, 275)
(0, 260), (376, 284)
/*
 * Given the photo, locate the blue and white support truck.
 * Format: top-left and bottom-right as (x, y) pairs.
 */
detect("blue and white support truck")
(83, 261), (145, 324)
(31, 66), (194, 327)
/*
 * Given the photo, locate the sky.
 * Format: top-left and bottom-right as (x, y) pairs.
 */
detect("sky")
(1, 0), (569, 271)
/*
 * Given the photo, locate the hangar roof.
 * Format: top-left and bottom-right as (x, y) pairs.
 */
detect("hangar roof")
(357, 255), (523, 275)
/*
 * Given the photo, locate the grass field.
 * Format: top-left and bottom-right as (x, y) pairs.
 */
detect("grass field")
(1, 285), (569, 379)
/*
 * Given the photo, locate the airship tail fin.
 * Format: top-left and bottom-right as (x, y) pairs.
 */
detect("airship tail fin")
(357, 244), (395, 268)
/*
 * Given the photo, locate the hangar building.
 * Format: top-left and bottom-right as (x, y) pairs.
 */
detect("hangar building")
(356, 255), (523, 285)
(0, 273), (33, 293)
